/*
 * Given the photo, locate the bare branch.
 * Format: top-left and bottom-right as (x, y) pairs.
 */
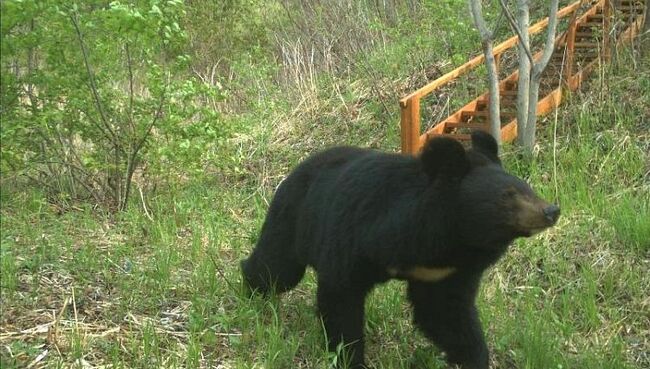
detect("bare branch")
(497, 0), (535, 65)
(532, 0), (561, 79)
(26, 19), (40, 116)
(78, 106), (117, 146)
(120, 78), (168, 211)
(515, 0), (532, 147)
(125, 42), (136, 133)
(34, 160), (104, 204)
(24, 172), (60, 194)
(490, 3), (507, 37)
(134, 81), (167, 155)
(69, 11), (118, 145)
(469, 0), (493, 40)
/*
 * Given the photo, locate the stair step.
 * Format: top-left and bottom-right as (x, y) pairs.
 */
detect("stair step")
(444, 122), (489, 131)
(588, 14), (604, 20)
(575, 49), (599, 55)
(618, 7), (646, 14)
(460, 110), (515, 119)
(575, 31), (599, 38)
(574, 54), (600, 60)
(478, 95), (517, 106)
(574, 42), (599, 48)
(476, 98), (516, 107)
(579, 21), (602, 28)
(461, 110), (485, 119)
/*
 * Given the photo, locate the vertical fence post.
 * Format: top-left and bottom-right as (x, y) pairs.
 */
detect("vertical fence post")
(603, 0), (612, 62)
(400, 97), (421, 155)
(565, 15), (577, 89)
(399, 99), (411, 154)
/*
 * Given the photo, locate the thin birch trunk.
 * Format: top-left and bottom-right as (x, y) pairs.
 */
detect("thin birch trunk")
(469, 0), (502, 146)
(523, 0), (560, 151)
(516, 0), (531, 147)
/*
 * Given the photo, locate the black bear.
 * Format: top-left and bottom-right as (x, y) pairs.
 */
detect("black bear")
(241, 131), (560, 369)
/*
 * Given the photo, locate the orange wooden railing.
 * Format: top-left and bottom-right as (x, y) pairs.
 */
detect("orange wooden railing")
(399, 0), (647, 154)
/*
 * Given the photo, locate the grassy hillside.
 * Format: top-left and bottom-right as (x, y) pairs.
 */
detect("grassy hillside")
(2, 3), (649, 369)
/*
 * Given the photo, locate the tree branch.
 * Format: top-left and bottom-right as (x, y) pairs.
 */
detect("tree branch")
(497, 0), (535, 65)
(469, 0), (493, 41)
(69, 11), (118, 145)
(514, 0), (532, 147)
(120, 78), (168, 211)
(490, 3), (507, 37)
(532, 0), (560, 79)
(125, 42), (136, 134)
(523, 0), (560, 150)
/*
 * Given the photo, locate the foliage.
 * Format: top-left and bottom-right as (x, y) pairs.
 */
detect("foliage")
(183, 0), (272, 75)
(0, 0), (224, 211)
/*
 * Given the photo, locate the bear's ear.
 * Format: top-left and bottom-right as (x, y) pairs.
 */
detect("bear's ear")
(419, 137), (469, 180)
(471, 130), (500, 164)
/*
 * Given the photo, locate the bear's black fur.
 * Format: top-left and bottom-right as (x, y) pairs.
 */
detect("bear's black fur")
(241, 131), (560, 369)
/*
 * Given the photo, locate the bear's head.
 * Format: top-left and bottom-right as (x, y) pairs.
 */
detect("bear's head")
(420, 131), (560, 249)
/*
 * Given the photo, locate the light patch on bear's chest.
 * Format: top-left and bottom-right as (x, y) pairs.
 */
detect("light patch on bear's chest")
(387, 266), (456, 282)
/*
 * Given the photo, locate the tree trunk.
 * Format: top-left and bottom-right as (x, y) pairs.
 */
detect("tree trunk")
(523, 77), (541, 149)
(484, 42), (502, 143)
(516, 0), (531, 147)
(523, 0), (560, 151)
(469, 0), (502, 147)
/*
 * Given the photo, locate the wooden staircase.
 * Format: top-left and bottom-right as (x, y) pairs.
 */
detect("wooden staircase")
(399, 0), (647, 154)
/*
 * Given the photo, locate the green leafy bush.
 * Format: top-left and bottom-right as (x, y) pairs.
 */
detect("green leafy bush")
(1, 0), (224, 211)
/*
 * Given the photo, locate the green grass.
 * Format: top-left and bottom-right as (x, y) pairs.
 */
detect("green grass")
(2, 32), (650, 369)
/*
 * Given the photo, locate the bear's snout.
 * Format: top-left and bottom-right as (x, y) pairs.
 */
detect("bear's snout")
(543, 204), (561, 224)
(508, 192), (561, 236)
